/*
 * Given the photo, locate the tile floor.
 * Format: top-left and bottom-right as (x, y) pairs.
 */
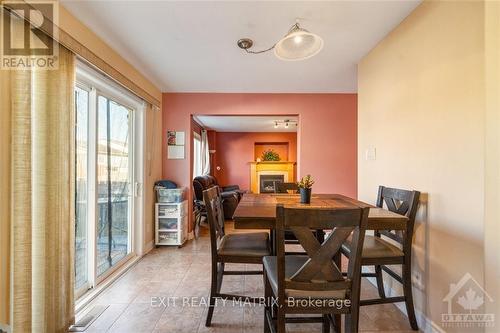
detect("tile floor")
(80, 222), (417, 333)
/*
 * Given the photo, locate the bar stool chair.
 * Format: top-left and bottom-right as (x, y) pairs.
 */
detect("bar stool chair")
(203, 186), (271, 326)
(263, 204), (369, 333)
(274, 182), (324, 253)
(274, 182), (299, 194)
(341, 186), (420, 330)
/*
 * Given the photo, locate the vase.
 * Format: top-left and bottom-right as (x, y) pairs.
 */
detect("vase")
(299, 188), (312, 204)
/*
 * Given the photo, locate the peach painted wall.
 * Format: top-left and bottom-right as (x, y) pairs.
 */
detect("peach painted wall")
(214, 132), (297, 190)
(162, 93), (357, 230)
(358, 1), (486, 327)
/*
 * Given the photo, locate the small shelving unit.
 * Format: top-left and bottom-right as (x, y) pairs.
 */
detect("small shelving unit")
(155, 200), (188, 247)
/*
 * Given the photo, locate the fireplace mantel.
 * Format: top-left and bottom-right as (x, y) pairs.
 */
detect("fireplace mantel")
(249, 161), (296, 193)
(250, 161), (296, 164)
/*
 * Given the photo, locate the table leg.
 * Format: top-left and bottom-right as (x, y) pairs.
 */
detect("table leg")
(333, 252), (342, 330)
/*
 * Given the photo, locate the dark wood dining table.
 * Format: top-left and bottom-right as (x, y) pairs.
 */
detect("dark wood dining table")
(232, 193), (408, 329)
(232, 193), (409, 231)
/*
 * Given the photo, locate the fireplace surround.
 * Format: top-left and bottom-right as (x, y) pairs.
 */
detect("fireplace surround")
(250, 161), (295, 193)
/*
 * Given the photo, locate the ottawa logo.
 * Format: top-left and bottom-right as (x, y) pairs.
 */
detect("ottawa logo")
(441, 272), (494, 329)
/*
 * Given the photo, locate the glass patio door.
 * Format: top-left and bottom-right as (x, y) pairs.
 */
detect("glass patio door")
(96, 95), (132, 277)
(75, 75), (135, 298)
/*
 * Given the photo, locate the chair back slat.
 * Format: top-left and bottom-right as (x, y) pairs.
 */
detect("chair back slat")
(376, 186), (420, 248)
(380, 230), (403, 243)
(274, 182), (299, 194)
(286, 279), (351, 292)
(283, 207), (363, 229)
(289, 226), (353, 282)
(275, 205), (369, 297)
(203, 186), (225, 257)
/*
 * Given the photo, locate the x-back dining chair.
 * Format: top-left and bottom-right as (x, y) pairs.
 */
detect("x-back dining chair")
(341, 186), (420, 330)
(274, 182), (299, 194)
(203, 186), (271, 326)
(274, 182), (324, 254)
(263, 204), (369, 333)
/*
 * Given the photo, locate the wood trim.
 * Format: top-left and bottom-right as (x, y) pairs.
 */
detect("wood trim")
(60, 29), (160, 107)
(250, 162), (296, 193)
(1, 1), (160, 107)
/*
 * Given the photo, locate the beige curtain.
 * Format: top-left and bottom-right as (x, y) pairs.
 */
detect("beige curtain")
(0, 60), (12, 329)
(201, 129), (210, 175)
(7, 45), (76, 333)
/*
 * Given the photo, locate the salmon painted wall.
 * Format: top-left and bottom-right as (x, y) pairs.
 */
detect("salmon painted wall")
(214, 132), (297, 190)
(162, 93), (357, 229)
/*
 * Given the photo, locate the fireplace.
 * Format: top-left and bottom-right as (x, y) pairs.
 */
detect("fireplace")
(259, 174), (285, 193)
(250, 162), (295, 193)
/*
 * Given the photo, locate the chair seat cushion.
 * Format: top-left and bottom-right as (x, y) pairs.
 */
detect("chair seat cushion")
(263, 256), (346, 299)
(342, 235), (403, 259)
(218, 232), (271, 257)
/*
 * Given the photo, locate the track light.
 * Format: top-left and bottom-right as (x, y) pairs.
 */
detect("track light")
(273, 119), (297, 129)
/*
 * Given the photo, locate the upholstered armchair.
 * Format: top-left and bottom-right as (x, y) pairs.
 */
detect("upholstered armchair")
(193, 175), (245, 219)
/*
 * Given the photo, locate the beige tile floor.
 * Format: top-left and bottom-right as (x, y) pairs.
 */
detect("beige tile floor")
(80, 222), (417, 333)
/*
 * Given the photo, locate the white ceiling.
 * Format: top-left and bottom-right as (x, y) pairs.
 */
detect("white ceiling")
(194, 115), (298, 132)
(62, 1), (421, 93)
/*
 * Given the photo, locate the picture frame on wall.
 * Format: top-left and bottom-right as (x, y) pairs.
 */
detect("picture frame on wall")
(167, 131), (185, 146)
(167, 131), (185, 159)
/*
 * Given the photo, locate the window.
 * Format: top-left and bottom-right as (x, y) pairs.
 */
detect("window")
(75, 62), (144, 299)
(75, 86), (89, 291)
(193, 132), (202, 178)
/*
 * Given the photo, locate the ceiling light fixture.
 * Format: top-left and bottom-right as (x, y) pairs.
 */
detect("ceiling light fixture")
(237, 22), (323, 61)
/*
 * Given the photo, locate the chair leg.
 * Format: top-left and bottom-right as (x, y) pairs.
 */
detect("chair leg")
(345, 308), (360, 333)
(205, 261), (219, 327)
(345, 314), (352, 333)
(264, 270), (272, 333)
(375, 265), (386, 298)
(332, 314), (341, 333)
(194, 213), (200, 239)
(216, 262), (224, 293)
(402, 263), (419, 330)
(277, 308), (286, 333)
(322, 314), (330, 333)
(346, 272), (361, 333)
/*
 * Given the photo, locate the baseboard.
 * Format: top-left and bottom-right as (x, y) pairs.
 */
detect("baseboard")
(75, 256), (140, 315)
(143, 240), (154, 255)
(364, 274), (444, 333)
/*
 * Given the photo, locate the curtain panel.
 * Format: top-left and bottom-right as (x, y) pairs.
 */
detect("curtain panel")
(0, 59), (12, 330)
(3, 45), (76, 332)
(201, 129), (211, 175)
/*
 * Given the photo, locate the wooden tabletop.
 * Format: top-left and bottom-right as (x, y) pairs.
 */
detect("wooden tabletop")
(232, 193), (408, 230)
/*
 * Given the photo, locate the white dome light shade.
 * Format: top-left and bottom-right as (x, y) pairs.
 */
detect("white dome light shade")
(274, 25), (323, 61)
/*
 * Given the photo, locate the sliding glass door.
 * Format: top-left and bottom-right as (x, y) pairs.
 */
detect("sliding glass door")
(96, 95), (132, 277)
(75, 71), (137, 298)
(75, 86), (90, 292)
